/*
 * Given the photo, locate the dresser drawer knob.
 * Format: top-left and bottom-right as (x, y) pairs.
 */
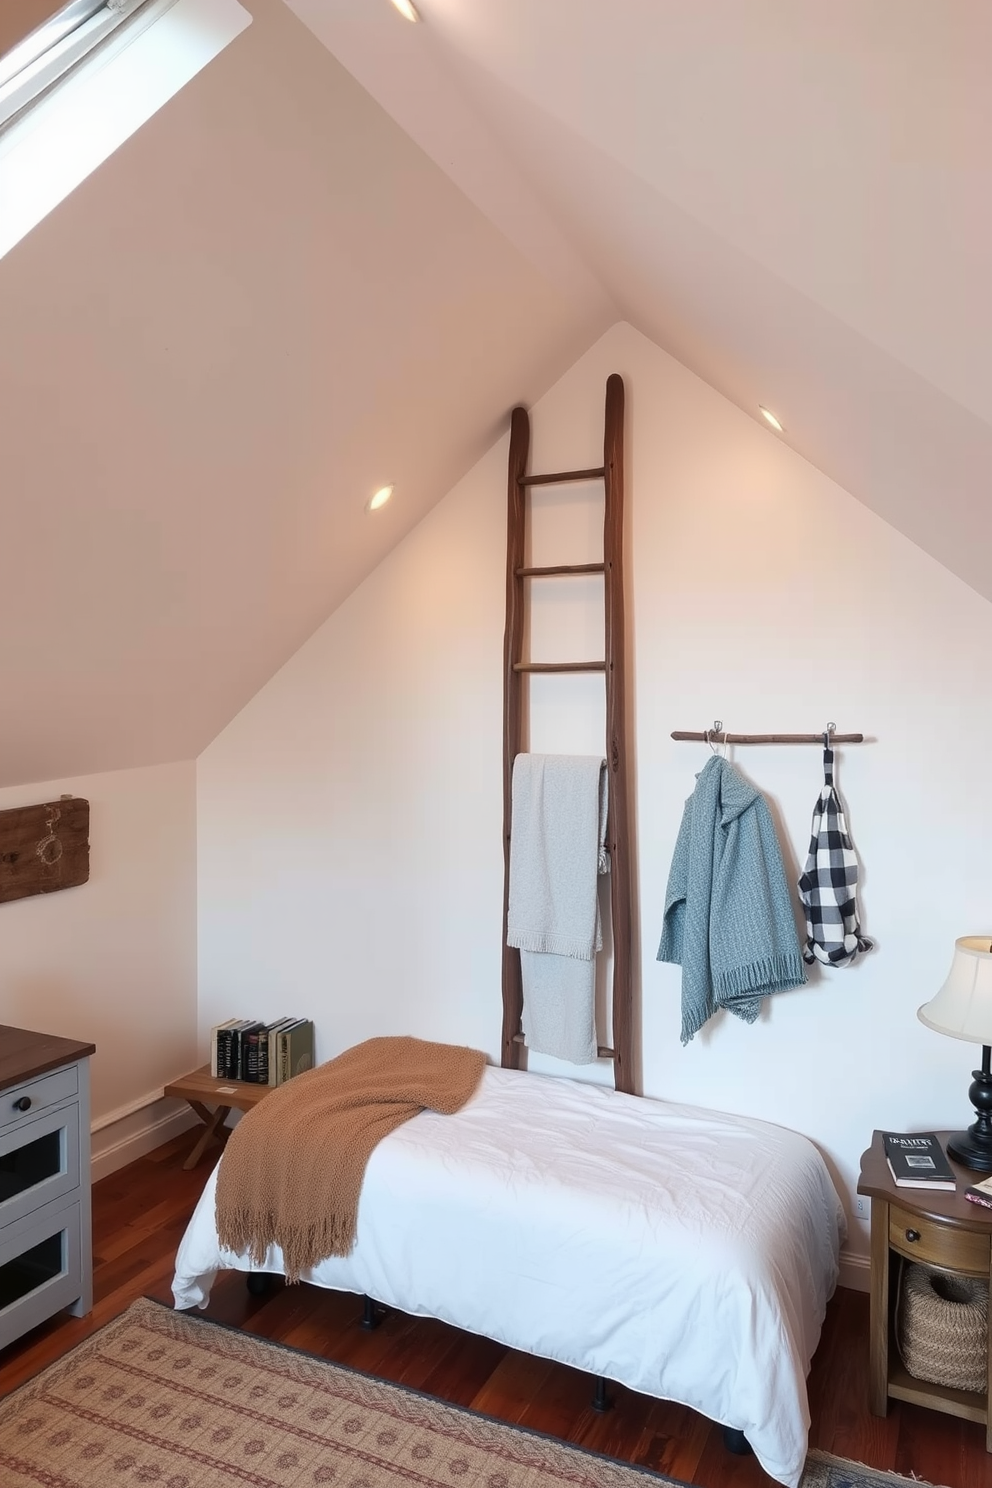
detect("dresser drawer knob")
(905, 1228), (920, 1243)
(13, 1096), (32, 1112)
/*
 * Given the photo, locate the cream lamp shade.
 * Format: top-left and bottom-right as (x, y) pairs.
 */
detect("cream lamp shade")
(918, 936), (992, 1043)
(918, 936), (992, 1172)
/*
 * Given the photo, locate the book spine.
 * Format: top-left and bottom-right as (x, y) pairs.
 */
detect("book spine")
(287, 1021), (314, 1080)
(245, 1031), (260, 1083)
(257, 1031), (268, 1086)
(277, 1030), (290, 1085)
(217, 1028), (234, 1080)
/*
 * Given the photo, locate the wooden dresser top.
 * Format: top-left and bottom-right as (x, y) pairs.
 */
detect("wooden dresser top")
(0, 1025), (95, 1093)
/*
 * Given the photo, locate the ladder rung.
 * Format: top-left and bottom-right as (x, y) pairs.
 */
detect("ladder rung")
(518, 467), (605, 487)
(513, 661), (606, 673)
(512, 1033), (615, 1059)
(517, 563), (605, 577)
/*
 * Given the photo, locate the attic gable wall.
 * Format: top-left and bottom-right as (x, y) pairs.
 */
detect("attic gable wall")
(197, 322), (992, 1277)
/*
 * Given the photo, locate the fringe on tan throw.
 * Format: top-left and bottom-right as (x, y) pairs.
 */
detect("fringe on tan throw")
(214, 1036), (487, 1283)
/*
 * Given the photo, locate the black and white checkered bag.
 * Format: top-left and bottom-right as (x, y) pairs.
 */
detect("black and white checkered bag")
(798, 742), (872, 967)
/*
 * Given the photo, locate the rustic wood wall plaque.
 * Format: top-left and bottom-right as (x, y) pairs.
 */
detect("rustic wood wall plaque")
(0, 797), (90, 904)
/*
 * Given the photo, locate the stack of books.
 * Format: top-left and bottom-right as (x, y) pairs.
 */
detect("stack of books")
(882, 1131), (956, 1191)
(209, 1018), (314, 1086)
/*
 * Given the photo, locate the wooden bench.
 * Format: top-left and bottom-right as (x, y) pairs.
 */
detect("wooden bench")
(164, 1065), (272, 1170)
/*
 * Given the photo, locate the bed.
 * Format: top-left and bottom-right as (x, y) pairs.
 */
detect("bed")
(172, 1064), (845, 1488)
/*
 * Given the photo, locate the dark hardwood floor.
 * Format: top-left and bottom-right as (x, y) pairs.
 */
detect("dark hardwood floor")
(0, 1132), (988, 1487)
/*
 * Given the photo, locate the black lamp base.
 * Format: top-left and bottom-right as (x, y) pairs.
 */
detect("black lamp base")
(946, 1046), (992, 1173)
(946, 1127), (992, 1173)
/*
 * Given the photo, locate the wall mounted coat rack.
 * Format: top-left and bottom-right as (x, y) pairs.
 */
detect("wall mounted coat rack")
(672, 721), (864, 745)
(0, 797), (90, 904)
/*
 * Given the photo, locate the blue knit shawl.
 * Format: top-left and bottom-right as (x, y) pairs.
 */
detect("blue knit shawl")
(658, 756), (806, 1044)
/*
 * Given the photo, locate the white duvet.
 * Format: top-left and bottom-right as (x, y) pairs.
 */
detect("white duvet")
(172, 1066), (844, 1487)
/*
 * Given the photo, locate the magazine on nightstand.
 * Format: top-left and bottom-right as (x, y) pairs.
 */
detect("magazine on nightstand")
(882, 1131), (956, 1190)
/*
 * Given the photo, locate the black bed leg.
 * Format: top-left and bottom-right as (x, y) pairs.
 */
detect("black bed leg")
(592, 1377), (613, 1413)
(361, 1294), (384, 1331)
(721, 1427), (752, 1456)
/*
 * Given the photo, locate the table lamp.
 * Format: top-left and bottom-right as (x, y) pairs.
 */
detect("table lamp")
(918, 936), (992, 1171)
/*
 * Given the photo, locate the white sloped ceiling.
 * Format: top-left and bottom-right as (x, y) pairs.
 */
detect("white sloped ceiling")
(2, 0), (989, 786)
(298, 0), (992, 597)
(0, 0), (611, 787)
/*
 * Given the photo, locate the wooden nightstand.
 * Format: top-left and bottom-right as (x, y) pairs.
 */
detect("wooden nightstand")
(164, 1065), (272, 1170)
(858, 1130), (992, 1451)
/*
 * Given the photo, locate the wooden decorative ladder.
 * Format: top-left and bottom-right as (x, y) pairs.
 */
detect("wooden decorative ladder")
(500, 373), (634, 1095)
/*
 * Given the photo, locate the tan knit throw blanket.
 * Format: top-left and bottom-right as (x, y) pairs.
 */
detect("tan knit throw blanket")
(215, 1036), (487, 1282)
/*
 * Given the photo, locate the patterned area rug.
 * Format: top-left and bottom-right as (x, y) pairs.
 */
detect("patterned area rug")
(802, 1457), (946, 1488)
(0, 1299), (946, 1488)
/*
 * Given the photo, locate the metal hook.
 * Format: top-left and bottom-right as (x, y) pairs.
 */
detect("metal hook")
(36, 803), (63, 866)
(824, 722), (835, 749)
(709, 720), (729, 758)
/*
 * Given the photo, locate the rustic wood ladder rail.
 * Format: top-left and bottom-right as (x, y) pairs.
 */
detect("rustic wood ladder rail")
(500, 373), (635, 1095)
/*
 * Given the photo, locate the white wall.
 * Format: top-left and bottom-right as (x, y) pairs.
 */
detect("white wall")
(0, 761), (199, 1174)
(198, 321), (992, 1273)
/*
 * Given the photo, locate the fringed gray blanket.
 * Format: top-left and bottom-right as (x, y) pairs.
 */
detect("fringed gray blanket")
(507, 754), (609, 1064)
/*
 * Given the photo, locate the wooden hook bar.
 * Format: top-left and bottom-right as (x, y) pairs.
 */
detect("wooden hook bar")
(671, 731), (864, 744)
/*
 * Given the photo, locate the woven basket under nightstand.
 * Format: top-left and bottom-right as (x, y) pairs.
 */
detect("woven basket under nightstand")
(898, 1260), (988, 1394)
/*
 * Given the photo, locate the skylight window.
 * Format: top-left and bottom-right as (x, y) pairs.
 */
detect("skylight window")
(0, 0), (251, 261)
(0, 0), (155, 128)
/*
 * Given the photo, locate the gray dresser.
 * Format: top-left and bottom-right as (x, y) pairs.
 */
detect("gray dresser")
(0, 1026), (96, 1349)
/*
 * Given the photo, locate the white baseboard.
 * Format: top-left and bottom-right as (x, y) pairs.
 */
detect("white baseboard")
(91, 1096), (200, 1182)
(838, 1248), (871, 1293)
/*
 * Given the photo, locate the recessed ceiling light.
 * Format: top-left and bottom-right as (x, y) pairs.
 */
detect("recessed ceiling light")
(389, 0), (420, 20)
(368, 484), (394, 512)
(759, 406), (784, 432)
